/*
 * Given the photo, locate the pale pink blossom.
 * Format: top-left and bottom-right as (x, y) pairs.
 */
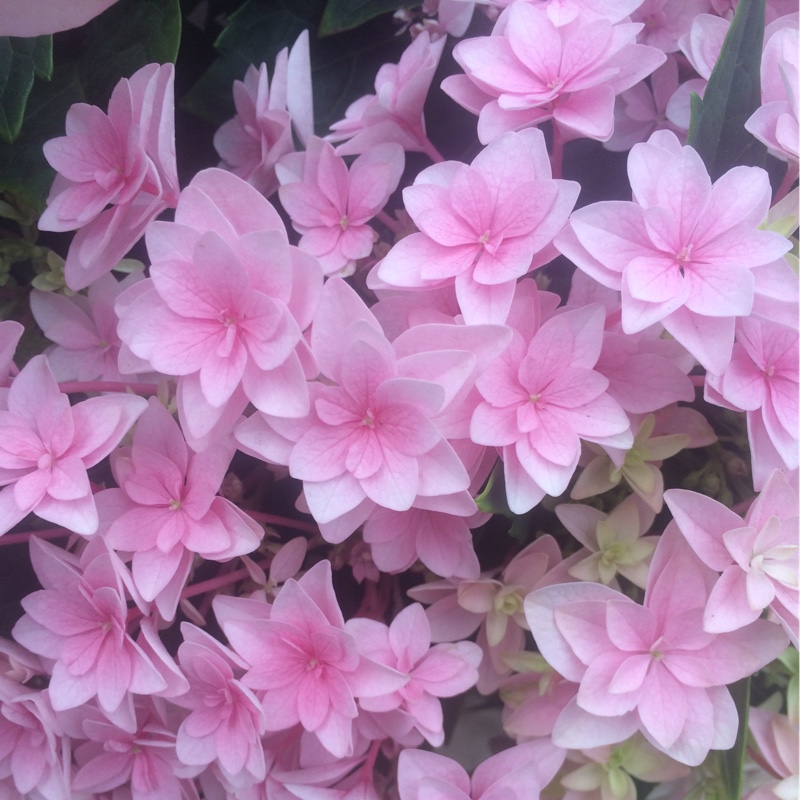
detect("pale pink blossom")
(376, 129), (579, 324)
(0, 355), (147, 536)
(397, 740), (565, 800)
(71, 699), (201, 800)
(0, 320), (23, 388)
(235, 278), (506, 525)
(38, 63), (179, 291)
(11, 539), (174, 716)
(470, 304), (632, 513)
(0, 0), (119, 36)
(326, 32), (445, 156)
(30, 272), (149, 383)
(665, 470), (799, 645)
(556, 130), (791, 372)
(705, 316), (798, 488)
(443, 2), (666, 144)
(215, 31), (314, 196)
(525, 526), (789, 765)
(746, 706), (799, 800)
(348, 603), (481, 746)
(175, 623), (267, 784)
(116, 167), (323, 448)
(631, 0), (711, 53)
(746, 25), (799, 163)
(277, 138), (404, 276)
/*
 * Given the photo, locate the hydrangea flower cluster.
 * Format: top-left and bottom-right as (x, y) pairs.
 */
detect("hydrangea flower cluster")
(0, 0), (797, 799)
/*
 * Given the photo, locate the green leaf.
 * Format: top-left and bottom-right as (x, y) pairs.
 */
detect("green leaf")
(182, 0), (407, 135)
(182, 0), (325, 126)
(78, 0), (182, 108)
(718, 677), (750, 800)
(0, 64), (84, 213)
(319, 0), (417, 36)
(686, 0), (767, 179)
(0, 36), (53, 144)
(475, 460), (513, 517)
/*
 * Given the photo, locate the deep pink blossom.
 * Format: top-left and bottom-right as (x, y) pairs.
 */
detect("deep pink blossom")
(96, 398), (262, 619)
(38, 63), (179, 291)
(175, 623), (267, 784)
(0, 355), (147, 536)
(219, 561), (407, 758)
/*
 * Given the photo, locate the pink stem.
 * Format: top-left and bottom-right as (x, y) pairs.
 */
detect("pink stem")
(246, 510), (317, 533)
(731, 496), (755, 516)
(376, 210), (403, 236)
(774, 162), (799, 205)
(550, 123), (564, 179)
(180, 558), (271, 601)
(58, 381), (161, 395)
(421, 136), (446, 164)
(0, 527), (71, 546)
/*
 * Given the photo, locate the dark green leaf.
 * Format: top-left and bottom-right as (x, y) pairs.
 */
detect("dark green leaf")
(0, 64), (84, 213)
(78, 0), (182, 108)
(0, 36), (53, 143)
(475, 460), (513, 517)
(182, 0), (325, 126)
(686, 0), (767, 179)
(719, 677), (750, 800)
(182, 0), (407, 136)
(319, 0), (417, 36)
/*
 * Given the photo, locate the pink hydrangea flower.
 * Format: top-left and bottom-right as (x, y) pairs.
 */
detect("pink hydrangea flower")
(0, 354), (147, 536)
(375, 129), (579, 324)
(116, 167), (323, 448)
(277, 138), (405, 276)
(38, 63), (179, 291)
(471, 304), (632, 513)
(326, 31), (445, 156)
(175, 623), (267, 784)
(525, 526), (789, 765)
(397, 740), (565, 800)
(215, 31), (314, 196)
(30, 272), (149, 383)
(705, 316), (798, 488)
(348, 603), (481, 746)
(665, 469), (799, 645)
(442, 2), (666, 144)
(745, 25), (799, 164)
(96, 398), (262, 619)
(219, 561), (407, 758)
(556, 130), (791, 372)
(11, 539), (176, 716)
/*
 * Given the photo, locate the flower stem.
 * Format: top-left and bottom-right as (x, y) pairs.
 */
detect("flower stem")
(550, 123), (564, 179)
(180, 558), (271, 600)
(774, 162), (799, 205)
(421, 136), (446, 164)
(0, 527), (71, 546)
(58, 381), (161, 395)
(246, 510), (317, 533)
(376, 210), (403, 236)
